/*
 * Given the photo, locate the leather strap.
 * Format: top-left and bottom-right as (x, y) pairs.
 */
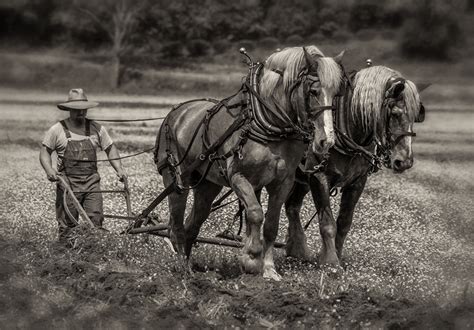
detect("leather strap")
(85, 119), (90, 136)
(59, 120), (71, 139)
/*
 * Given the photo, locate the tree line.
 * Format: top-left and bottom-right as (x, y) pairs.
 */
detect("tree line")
(0, 0), (468, 88)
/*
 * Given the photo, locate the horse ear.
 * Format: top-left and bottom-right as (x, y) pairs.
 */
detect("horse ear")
(393, 82), (405, 98)
(387, 78), (405, 98)
(415, 102), (426, 123)
(333, 50), (345, 65)
(303, 47), (318, 71)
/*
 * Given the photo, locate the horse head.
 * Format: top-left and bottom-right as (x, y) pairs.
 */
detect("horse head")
(300, 47), (345, 154)
(351, 66), (424, 173)
(382, 78), (423, 173)
(261, 46), (344, 155)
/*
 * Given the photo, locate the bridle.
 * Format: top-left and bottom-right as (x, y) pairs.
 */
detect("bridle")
(374, 83), (417, 167)
(246, 51), (336, 144)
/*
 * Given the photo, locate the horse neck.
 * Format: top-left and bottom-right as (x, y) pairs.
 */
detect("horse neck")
(340, 76), (377, 147)
(227, 88), (247, 108)
(263, 88), (297, 122)
(343, 98), (377, 148)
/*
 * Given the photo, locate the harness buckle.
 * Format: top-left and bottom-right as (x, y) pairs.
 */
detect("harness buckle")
(199, 154), (206, 161)
(209, 152), (217, 161)
(236, 145), (244, 160)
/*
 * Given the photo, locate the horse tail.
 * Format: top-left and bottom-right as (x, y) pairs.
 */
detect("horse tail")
(154, 103), (178, 167)
(153, 117), (166, 165)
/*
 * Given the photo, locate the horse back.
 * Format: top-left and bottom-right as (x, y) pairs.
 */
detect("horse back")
(154, 100), (221, 168)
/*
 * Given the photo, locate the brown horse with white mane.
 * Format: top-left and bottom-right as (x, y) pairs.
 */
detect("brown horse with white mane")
(154, 46), (344, 280)
(284, 65), (426, 266)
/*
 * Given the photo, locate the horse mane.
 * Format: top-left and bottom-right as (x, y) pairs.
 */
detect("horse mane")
(260, 46), (342, 99)
(351, 66), (419, 132)
(404, 80), (420, 121)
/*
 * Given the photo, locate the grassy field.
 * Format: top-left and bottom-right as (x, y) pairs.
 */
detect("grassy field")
(0, 83), (473, 328)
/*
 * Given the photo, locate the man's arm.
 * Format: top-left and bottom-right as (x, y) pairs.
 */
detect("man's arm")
(39, 145), (58, 182)
(105, 144), (126, 181)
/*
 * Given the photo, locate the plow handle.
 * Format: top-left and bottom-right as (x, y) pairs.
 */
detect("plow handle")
(57, 176), (95, 227)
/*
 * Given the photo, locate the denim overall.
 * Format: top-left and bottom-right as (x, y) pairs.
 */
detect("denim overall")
(56, 119), (104, 240)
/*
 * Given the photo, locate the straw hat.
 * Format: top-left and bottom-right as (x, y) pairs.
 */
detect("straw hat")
(57, 88), (99, 111)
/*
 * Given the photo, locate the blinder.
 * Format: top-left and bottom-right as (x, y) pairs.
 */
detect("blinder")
(383, 83), (417, 150)
(415, 102), (425, 123)
(385, 77), (406, 99)
(290, 71), (336, 122)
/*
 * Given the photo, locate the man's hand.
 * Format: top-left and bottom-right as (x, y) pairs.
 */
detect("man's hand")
(46, 170), (59, 182)
(116, 170), (127, 182)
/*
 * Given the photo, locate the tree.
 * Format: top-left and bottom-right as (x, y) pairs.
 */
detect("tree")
(399, 0), (464, 60)
(57, 0), (147, 89)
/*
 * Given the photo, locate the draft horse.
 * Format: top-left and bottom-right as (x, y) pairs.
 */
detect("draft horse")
(284, 65), (426, 266)
(154, 46), (344, 280)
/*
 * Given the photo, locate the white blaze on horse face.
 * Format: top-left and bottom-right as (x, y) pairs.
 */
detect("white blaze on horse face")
(322, 90), (335, 148)
(407, 123), (413, 158)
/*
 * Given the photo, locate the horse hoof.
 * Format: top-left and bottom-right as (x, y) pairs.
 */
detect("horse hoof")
(163, 237), (176, 253)
(286, 244), (311, 261)
(321, 263), (343, 278)
(318, 251), (340, 267)
(174, 255), (193, 276)
(239, 254), (263, 274)
(263, 267), (282, 281)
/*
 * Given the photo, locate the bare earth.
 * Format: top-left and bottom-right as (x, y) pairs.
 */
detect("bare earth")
(0, 92), (473, 328)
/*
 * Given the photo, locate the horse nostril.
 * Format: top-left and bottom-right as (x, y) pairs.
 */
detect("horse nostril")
(319, 138), (328, 150)
(312, 138), (327, 153)
(393, 159), (403, 170)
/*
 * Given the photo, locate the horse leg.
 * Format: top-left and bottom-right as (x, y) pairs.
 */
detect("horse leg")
(263, 178), (295, 281)
(336, 175), (367, 260)
(244, 189), (262, 238)
(309, 174), (339, 266)
(285, 181), (311, 260)
(162, 169), (189, 256)
(230, 173), (264, 274)
(184, 180), (223, 257)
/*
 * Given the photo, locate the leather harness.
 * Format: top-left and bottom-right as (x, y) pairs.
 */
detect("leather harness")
(328, 72), (417, 173)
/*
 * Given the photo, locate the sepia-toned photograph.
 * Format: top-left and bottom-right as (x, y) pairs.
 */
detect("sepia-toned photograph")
(0, 0), (473, 328)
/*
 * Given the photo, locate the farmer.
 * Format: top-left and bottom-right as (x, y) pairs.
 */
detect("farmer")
(39, 88), (127, 243)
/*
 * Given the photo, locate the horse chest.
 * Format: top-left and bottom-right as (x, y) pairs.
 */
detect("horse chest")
(328, 155), (369, 188)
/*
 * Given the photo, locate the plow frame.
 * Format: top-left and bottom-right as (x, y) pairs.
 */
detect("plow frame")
(58, 176), (288, 250)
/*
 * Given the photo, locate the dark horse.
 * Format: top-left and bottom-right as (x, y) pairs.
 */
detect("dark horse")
(155, 46), (344, 280)
(284, 65), (426, 266)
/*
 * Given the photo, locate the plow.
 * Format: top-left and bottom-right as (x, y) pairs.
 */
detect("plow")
(58, 175), (289, 250)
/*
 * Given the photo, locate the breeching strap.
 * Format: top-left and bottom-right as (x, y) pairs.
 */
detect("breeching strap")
(132, 113), (248, 225)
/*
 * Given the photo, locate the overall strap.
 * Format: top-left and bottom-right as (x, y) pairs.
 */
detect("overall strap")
(59, 120), (71, 139)
(85, 119), (91, 136)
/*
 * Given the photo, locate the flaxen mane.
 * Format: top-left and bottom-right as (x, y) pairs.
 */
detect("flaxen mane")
(260, 46), (342, 99)
(404, 80), (421, 121)
(351, 66), (420, 132)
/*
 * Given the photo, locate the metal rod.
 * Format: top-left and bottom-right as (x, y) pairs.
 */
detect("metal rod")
(211, 189), (234, 209)
(73, 190), (126, 194)
(147, 229), (286, 249)
(210, 198), (239, 213)
(104, 214), (137, 220)
(127, 224), (169, 234)
(150, 230), (245, 248)
(123, 176), (132, 222)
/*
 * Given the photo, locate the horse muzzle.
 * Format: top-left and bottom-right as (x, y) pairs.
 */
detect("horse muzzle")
(312, 132), (335, 154)
(391, 157), (413, 173)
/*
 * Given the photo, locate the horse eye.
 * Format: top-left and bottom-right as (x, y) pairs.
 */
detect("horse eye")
(309, 82), (320, 95)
